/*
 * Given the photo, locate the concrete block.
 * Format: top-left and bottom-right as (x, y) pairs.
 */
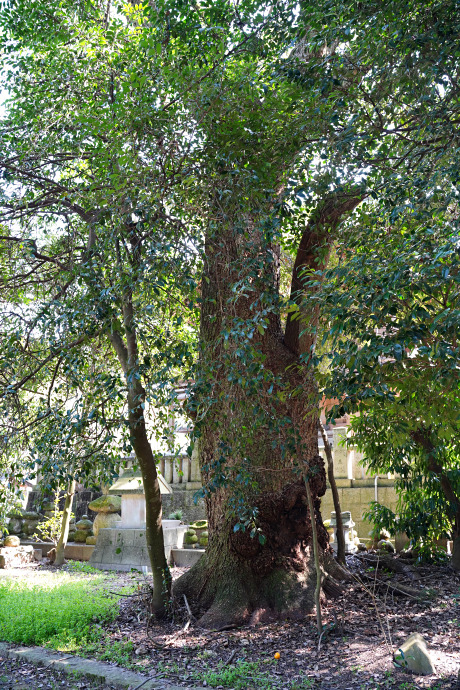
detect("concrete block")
(186, 481), (203, 491)
(353, 478), (376, 488)
(111, 546), (124, 564)
(119, 530), (135, 546)
(19, 540), (54, 557)
(119, 546), (143, 564)
(335, 479), (353, 488)
(133, 530), (147, 546)
(95, 529), (111, 546)
(64, 544), (95, 561)
(172, 548), (205, 567)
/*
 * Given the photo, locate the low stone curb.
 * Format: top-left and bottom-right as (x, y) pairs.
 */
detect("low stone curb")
(0, 642), (205, 690)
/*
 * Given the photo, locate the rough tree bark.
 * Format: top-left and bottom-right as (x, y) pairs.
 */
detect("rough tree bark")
(175, 191), (362, 628)
(55, 479), (76, 566)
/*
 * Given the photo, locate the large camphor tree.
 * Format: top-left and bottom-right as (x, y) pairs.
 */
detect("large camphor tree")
(1, 0), (360, 623)
(2, 0), (458, 622)
(175, 0), (460, 624)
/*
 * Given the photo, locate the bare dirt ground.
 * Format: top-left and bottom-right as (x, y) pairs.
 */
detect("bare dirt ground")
(1, 557), (459, 690)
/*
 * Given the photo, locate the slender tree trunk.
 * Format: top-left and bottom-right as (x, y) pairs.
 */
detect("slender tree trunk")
(55, 479), (76, 566)
(319, 420), (346, 564)
(109, 286), (170, 614)
(128, 384), (171, 611)
(305, 478), (322, 634)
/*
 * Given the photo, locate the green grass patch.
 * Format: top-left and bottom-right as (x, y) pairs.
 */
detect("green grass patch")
(0, 572), (120, 648)
(194, 660), (314, 690)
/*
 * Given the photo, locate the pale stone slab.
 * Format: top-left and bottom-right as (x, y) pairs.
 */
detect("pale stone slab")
(395, 633), (436, 675)
(171, 548), (204, 567)
(0, 642), (204, 689)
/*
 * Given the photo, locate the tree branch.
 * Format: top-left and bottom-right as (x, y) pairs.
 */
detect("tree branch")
(284, 190), (364, 357)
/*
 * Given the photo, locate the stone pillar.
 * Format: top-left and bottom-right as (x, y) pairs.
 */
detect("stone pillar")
(172, 455), (183, 485)
(163, 456), (174, 484)
(332, 427), (350, 479)
(186, 443), (202, 491)
(352, 447), (365, 480)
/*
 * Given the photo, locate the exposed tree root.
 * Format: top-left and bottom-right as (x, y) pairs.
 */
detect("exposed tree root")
(174, 547), (320, 629)
(322, 574), (346, 599)
(174, 544), (355, 627)
(323, 552), (354, 582)
(359, 573), (427, 599)
(356, 553), (421, 581)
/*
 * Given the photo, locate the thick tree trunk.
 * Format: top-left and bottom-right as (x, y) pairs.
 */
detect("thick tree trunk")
(176, 366), (327, 627)
(55, 479), (76, 566)
(453, 530), (460, 571)
(176, 209), (329, 627)
(176, 191), (361, 627)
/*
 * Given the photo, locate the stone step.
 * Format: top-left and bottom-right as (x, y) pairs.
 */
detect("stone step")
(0, 642), (205, 689)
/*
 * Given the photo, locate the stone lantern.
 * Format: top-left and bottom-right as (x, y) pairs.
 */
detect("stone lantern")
(330, 510), (357, 554)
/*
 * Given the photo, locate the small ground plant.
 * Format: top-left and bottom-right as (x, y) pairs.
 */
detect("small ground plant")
(193, 659), (314, 690)
(0, 572), (120, 648)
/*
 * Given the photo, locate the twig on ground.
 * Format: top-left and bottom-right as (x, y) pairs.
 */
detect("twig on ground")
(223, 649), (237, 667)
(360, 574), (422, 599)
(183, 594), (193, 621)
(350, 570), (393, 655)
(131, 676), (154, 690)
(317, 629), (327, 654)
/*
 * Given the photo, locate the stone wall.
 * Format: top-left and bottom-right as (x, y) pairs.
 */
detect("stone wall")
(26, 489), (102, 521)
(158, 430), (398, 538)
(118, 435), (396, 536)
(158, 449), (206, 523)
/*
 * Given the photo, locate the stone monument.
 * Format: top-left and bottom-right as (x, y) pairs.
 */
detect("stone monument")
(90, 469), (188, 572)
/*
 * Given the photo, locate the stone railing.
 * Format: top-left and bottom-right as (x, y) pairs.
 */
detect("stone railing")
(158, 448), (202, 491)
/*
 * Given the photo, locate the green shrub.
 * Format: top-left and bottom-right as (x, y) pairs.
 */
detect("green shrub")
(0, 573), (119, 648)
